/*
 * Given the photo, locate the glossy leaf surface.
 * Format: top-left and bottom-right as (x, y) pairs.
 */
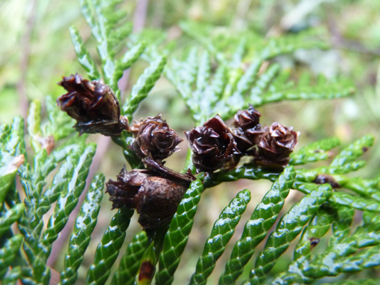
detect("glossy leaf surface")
(155, 180), (203, 285)
(190, 189), (251, 285)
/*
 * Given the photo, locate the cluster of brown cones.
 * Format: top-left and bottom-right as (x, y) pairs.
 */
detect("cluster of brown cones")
(186, 105), (299, 172)
(57, 74), (298, 229)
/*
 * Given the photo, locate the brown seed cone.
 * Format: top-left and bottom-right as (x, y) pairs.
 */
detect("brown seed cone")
(131, 115), (182, 161)
(185, 115), (240, 172)
(254, 122), (298, 168)
(106, 167), (191, 229)
(232, 124), (265, 154)
(233, 104), (261, 130)
(57, 73), (128, 136)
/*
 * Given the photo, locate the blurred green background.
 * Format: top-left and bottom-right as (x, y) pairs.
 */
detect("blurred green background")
(1, 0), (380, 283)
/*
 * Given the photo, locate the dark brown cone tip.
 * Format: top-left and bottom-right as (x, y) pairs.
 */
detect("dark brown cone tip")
(185, 115), (240, 172)
(233, 104), (261, 130)
(57, 73), (129, 136)
(132, 115), (182, 161)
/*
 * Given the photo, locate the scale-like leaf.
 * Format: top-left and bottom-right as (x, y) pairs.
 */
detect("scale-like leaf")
(112, 42), (146, 91)
(86, 208), (134, 285)
(42, 144), (96, 247)
(17, 144), (95, 285)
(112, 231), (150, 285)
(2, 266), (21, 285)
(323, 279), (380, 285)
(0, 235), (23, 279)
(219, 167), (295, 284)
(330, 135), (374, 168)
(342, 176), (380, 202)
(0, 124), (10, 148)
(290, 137), (340, 165)
(27, 100), (42, 153)
(247, 64), (281, 107)
(190, 189), (251, 285)
(122, 56), (167, 122)
(203, 163), (280, 189)
(329, 192), (380, 212)
(0, 153), (23, 207)
(247, 184), (332, 284)
(44, 96), (75, 141)
(279, 212), (380, 284)
(60, 174), (104, 285)
(5, 116), (26, 157)
(40, 144), (86, 208)
(0, 203), (25, 236)
(69, 26), (101, 80)
(155, 180), (203, 285)
(293, 207), (334, 260)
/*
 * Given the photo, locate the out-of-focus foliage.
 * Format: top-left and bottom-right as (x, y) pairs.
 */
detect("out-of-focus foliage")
(1, 0), (380, 284)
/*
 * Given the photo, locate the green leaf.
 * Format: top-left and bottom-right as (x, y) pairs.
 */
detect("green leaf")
(0, 234), (23, 279)
(260, 30), (328, 60)
(203, 163), (280, 189)
(293, 206), (334, 261)
(330, 135), (374, 168)
(322, 279), (380, 285)
(331, 204), (355, 244)
(17, 144), (95, 285)
(219, 167), (295, 284)
(246, 64), (281, 107)
(42, 144), (96, 247)
(69, 26), (101, 80)
(40, 144), (86, 208)
(122, 56), (167, 122)
(155, 180), (203, 285)
(0, 203), (25, 237)
(290, 137), (340, 165)
(247, 183), (332, 284)
(60, 173), (105, 285)
(229, 39), (247, 68)
(79, 0), (98, 41)
(196, 51), (211, 92)
(44, 96), (75, 141)
(111, 42), (146, 92)
(190, 189), (251, 285)
(2, 266), (22, 285)
(0, 123), (10, 148)
(5, 116), (26, 157)
(27, 100), (42, 153)
(86, 208), (134, 285)
(232, 58), (263, 99)
(329, 192), (380, 213)
(279, 212), (380, 283)
(341, 176), (380, 202)
(179, 21), (216, 55)
(111, 231), (150, 285)
(169, 48), (198, 87)
(271, 206), (337, 284)
(0, 154), (23, 207)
